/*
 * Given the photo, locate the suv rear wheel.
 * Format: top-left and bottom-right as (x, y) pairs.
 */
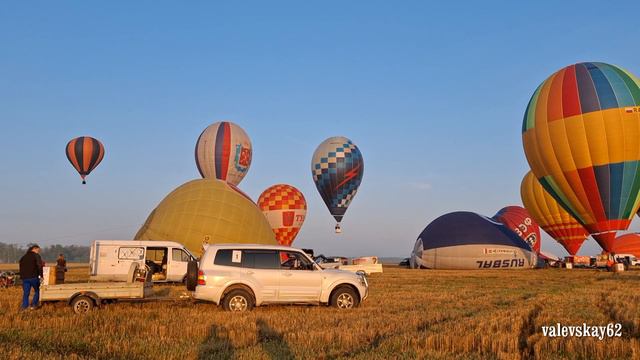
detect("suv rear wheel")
(330, 286), (359, 309)
(222, 289), (254, 312)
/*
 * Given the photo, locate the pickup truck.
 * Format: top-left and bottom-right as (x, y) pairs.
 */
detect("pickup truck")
(40, 263), (154, 314)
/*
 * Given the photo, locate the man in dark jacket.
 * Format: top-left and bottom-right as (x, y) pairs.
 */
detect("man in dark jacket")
(19, 245), (43, 310)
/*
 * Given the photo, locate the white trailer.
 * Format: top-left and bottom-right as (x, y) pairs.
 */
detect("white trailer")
(40, 263), (155, 314)
(89, 240), (197, 283)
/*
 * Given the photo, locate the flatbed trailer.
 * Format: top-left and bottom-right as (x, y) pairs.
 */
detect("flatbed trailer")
(40, 263), (158, 314)
(336, 264), (383, 275)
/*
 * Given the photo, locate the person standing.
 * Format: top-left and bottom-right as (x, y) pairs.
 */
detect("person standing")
(19, 245), (43, 310)
(55, 253), (67, 284)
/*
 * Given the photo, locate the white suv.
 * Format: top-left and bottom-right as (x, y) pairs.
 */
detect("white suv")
(186, 244), (369, 312)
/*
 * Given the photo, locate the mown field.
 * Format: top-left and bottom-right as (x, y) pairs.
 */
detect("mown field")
(0, 264), (639, 360)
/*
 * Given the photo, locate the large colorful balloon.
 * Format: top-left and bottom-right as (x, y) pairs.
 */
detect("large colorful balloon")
(410, 211), (536, 270)
(195, 121), (252, 186)
(311, 137), (364, 232)
(521, 171), (589, 255)
(493, 206), (541, 253)
(258, 184), (307, 246)
(522, 62), (640, 252)
(135, 179), (277, 256)
(611, 234), (640, 257)
(65, 136), (105, 184)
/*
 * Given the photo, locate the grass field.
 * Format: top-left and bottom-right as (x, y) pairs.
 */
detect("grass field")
(0, 265), (638, 359)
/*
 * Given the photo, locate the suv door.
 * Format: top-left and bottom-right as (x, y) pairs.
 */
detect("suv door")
(240, 250), (281, 303)
(278, 251), (323, 302)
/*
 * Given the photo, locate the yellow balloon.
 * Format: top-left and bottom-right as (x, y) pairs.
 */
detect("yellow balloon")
(135, 179), (277, 256)
(522, 62), (640, 251)
(521, 171), (588, 255)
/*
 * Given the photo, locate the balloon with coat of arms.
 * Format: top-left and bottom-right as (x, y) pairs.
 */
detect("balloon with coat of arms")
(195, 121), (252, 186)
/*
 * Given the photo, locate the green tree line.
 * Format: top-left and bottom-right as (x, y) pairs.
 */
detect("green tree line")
(0, 242), (90, 263)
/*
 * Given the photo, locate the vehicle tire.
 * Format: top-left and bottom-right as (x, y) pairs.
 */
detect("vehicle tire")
(186, 261), (198, 291)
(330, 286), (359, 309)
(222, 289), (254, 312)
(71, 296), (94, 314)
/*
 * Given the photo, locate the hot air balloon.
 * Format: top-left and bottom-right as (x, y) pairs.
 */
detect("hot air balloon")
(135, 179), (277, 257)
(257, 184), (307, 246)
(65, 136), (105, 184)
(521, 171), (589, 255)
(611, 233), (640, 258)
(493, 206), (541, 253)
(311, 136), (364, 233)
(410, 212), (536, 270)
(522, 62), (640, 252)
(195, 121), (252, 186)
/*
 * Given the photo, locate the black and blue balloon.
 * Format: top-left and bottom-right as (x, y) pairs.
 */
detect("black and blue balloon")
(410, 212), (537, 270)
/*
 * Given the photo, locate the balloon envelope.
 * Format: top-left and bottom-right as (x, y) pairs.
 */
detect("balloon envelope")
(493, 206), (541, 253)
(410, 211), (536, 270)
(258, 184), (307, 246)
(65, 136), (105, 184)
(522, 62), (640, 252)
(135, 179), (277, 256)
(521, 171), (589, 255)
(311, 136), (364, 227)
(195, 121), (252, 186)
(611, 233), (640, 257)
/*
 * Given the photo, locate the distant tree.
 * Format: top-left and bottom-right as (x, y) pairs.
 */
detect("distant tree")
(0, 242), (90, 263)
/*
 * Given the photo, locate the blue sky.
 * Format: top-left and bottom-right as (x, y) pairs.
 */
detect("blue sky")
(2, 1), (640, 257)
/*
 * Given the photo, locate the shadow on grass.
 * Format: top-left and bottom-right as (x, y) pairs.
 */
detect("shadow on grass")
(198, 325), (234, 360)
(257, 318), (295, 360)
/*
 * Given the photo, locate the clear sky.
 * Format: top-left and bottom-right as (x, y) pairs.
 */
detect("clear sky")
(2, 1), (640, 257)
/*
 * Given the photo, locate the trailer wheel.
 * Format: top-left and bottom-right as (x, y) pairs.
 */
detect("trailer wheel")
(71, 296), (94, 314)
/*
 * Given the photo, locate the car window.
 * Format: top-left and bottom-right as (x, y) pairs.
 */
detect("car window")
(214, 249), (242, 267)
(172, 249), (190, 262)
(280, 251), (314, 270)
(118, 247), (144, 260)
(243, 250), (280, 269)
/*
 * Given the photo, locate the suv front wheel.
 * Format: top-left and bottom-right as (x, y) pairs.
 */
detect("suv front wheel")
(222, 289), (255, 312)
(330, 286), (359, 309)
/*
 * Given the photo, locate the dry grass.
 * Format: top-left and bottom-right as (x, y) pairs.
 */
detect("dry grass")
(0, 265), (638, 359)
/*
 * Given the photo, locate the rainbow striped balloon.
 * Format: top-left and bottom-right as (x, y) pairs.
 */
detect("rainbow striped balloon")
(522, 62), (640, 252)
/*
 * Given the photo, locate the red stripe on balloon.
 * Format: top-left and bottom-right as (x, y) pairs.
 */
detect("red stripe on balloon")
(562, 65), (582, 118)
(220, 122), (231, 181)
(577, 167), (607, 224)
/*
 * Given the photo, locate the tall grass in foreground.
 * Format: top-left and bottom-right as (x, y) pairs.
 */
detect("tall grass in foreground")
(0, 266), (638, 359)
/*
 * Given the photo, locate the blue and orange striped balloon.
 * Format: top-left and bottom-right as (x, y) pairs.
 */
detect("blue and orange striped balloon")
(65, 136), (105, 184)
(522, 62), (640, 252)
(195, 121), (253, 186)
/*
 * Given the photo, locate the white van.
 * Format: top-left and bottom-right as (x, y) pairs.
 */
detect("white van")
(89, 240), (197, 283)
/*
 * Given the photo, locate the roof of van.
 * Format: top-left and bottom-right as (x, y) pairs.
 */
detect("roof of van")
(205, 244), (306, 252)
(93, 240), (186, 247)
